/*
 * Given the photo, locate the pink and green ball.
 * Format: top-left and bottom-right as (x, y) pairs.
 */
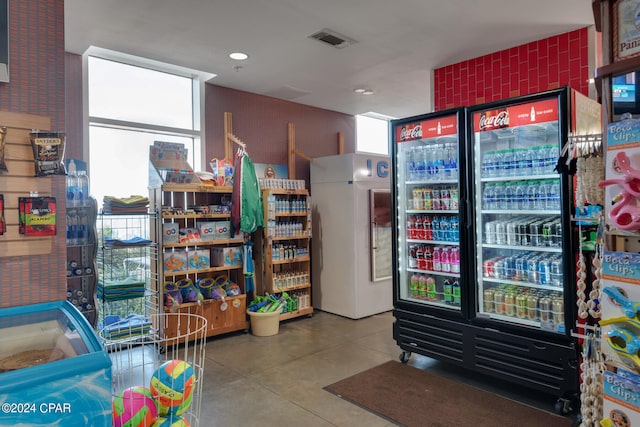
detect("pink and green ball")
(112, 386), (158, 427)
(150, 360), (195, 416)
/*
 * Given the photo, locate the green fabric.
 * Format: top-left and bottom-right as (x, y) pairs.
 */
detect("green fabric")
(240, 154), (264, 234)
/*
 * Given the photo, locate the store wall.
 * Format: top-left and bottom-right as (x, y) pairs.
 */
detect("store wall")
(433, 27), (592, 110)
(0, 0), (67, 308)
(206, 85), (356, 185)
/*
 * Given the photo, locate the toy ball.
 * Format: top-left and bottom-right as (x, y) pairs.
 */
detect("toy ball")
(150, 360), (195, 416)
(151, 415), (190, 427)
(112, 386), (158, 427)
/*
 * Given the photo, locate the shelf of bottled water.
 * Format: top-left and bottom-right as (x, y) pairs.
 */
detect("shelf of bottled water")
(482, 179), (561, 211)
(481, 144), (559, 178)
(404, 142), (459, 182)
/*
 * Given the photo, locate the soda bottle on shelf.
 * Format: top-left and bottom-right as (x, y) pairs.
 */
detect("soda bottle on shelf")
(426, 276), (436, 301)
(482, 151), (494, 178)
(432, 246), (442, 271)
(416, 245), (425, 270)
(452, 281), (461, 305)
(424, 246), (434, 271)
(439, 216), (451, 242)
(450, 247), (460, 274)
(410, 273), (420, 298)
(407, 215), (416, 239)
(443, 279), (453, 304)
(423, 215), (433, 241)
(441, 247), (451, 272)
(423, 187), (433, 210)
(415, 215), (423, 240)
(450, 186), (459, 210)
(418, 274), (428, 299)
(432, 216), (441, 241)
(450, 216), (459, 242)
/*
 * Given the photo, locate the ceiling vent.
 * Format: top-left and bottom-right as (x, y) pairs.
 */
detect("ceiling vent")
(308, 28), (357, 49)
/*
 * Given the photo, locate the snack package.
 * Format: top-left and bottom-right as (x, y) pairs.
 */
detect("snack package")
(0, 126), (6, 173)
(29, 131), (66, 176)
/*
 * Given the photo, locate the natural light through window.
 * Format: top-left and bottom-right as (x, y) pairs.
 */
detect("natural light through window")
(356, 115), (390, 155)
(86, 53), (204, 206)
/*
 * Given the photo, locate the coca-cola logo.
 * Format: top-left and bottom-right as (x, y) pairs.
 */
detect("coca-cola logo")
(400, 124), (422, 141)
(479, 111), (509, 130)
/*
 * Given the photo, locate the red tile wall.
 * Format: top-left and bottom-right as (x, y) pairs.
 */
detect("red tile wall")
(434, 28), (590, 111)
(0, 0), (67, 308)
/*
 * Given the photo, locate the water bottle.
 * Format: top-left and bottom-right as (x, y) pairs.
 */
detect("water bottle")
(449, 143), (459, 179)
(515, 181), (526, 210)
(433, 147), (443, 180)
(406, 147), (417, 180)
(493, 183), (504, 210)
(443, 145), (453, 179)
(66, 171), (78, 207)
(483, 183), (493, 209)
(415, 146), (426, 180)
(77, 171), (89, 207)
(532, 146), (544, 175)
(546, 179), (561, 210)
(502, 182), (514, 210)
(526, 181), (538, 210)
(482, 151), (494, 178)
(547, 144), (559, 174)
(502, 149), (515, 177)
(523, 147), (534, 176)
(493, 150), (504, 177)
(538, 180), (550, 210)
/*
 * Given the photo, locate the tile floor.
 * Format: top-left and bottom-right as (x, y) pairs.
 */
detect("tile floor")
(196, 310), (569, 426)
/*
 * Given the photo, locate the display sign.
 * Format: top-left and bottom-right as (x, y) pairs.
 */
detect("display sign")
(396, 115), (457, 142)
(614, 0), (640, 61)
(473, 99), (559, 132)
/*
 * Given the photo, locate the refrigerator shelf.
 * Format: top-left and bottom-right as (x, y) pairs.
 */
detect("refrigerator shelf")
(481, 209), (561, 215)
(481, 243), (562, 253)
(406, 296), (460, 309)
(405, 179), (459, 185)
(482, 276), (563, 291)
(406, 209), (458, 214)
(476, 312), (542, 328)
(408, 268), (460, 278)
(408, 239), (460, 246)
(480, 174), (560, 183)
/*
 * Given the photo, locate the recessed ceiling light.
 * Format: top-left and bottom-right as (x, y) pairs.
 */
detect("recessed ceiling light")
(354, 88), (366, 93)
(229, 52), (249, 60)
(362, 90), (374, 95)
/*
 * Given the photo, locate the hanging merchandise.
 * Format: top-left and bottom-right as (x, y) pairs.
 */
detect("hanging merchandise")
(231, 148), (264, 235)
(29, 131), (66, 177)
(18, 196), (57, 237)
(578, 328), (604, 427)
(0, 126), (7, 173)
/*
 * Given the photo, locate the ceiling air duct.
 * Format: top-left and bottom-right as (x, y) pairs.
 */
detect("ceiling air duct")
(308, 28), (357, 49)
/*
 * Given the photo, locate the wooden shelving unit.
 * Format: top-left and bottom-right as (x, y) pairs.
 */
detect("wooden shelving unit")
(150, 184), (249, 339)
(255, 187), (313, 319)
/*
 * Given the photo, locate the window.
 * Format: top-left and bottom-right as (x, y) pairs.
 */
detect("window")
(85, 50), (212, 206)
(356, 114), (390, 156)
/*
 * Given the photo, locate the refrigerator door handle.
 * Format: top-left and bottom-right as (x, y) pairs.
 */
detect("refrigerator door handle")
(532, 342), (547, 350)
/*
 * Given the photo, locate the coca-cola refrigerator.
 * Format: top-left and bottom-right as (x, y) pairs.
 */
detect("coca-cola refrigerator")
(391, 87), (601, 412)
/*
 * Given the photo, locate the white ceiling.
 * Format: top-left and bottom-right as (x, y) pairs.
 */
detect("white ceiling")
(64, 0), (595, 119)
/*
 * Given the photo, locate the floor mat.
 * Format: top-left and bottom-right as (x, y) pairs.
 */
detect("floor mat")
(324, 360), (574, 427)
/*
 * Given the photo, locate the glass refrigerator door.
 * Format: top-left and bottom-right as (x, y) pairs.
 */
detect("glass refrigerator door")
(395, 115), (462, 310)
(472, 97), (566, 333)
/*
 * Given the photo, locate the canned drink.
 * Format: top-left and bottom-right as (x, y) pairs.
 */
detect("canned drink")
(515, 294), (528, 318)
(518, 222), (529, 246)
(538, 258), (551, 285)
(494, 259), (505, 279)
(504, 255), (515, 279)
(494, 290), (505, 315)
(542, 222), (552, 247)
(527, 294), (539, 320)
(527, 257), (539, 284)
(551, 221), (562, 247)
(552, 298), (564, 324)
(485, 221), (496, 244)
(504, 291), (516, 316)
(432, 188), (441, 210)
(450, 187), (459, 210)
(515, 256), (527, 281)
(423, 188), (433, 210)
(483, 288), (495, 313)
(529, 221), (543, 247)
(483, 259), (495, 278)
(539, 297), (552, 322)
(413, 188), (423, 210)
(550, 257), (562, 286)
(440, 187), (451, 210)
(506, 222), (517, 246)
(495, 222), (506, 245)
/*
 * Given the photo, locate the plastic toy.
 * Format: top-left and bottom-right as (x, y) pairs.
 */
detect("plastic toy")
(600, 151), (640, 231)
(606, 327), (640, 367)
(176, 278), (203, 303)
(601, 286), (640, 326)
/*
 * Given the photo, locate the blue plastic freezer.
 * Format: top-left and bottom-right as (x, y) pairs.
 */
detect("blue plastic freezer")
(0, 300), (112, 426)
